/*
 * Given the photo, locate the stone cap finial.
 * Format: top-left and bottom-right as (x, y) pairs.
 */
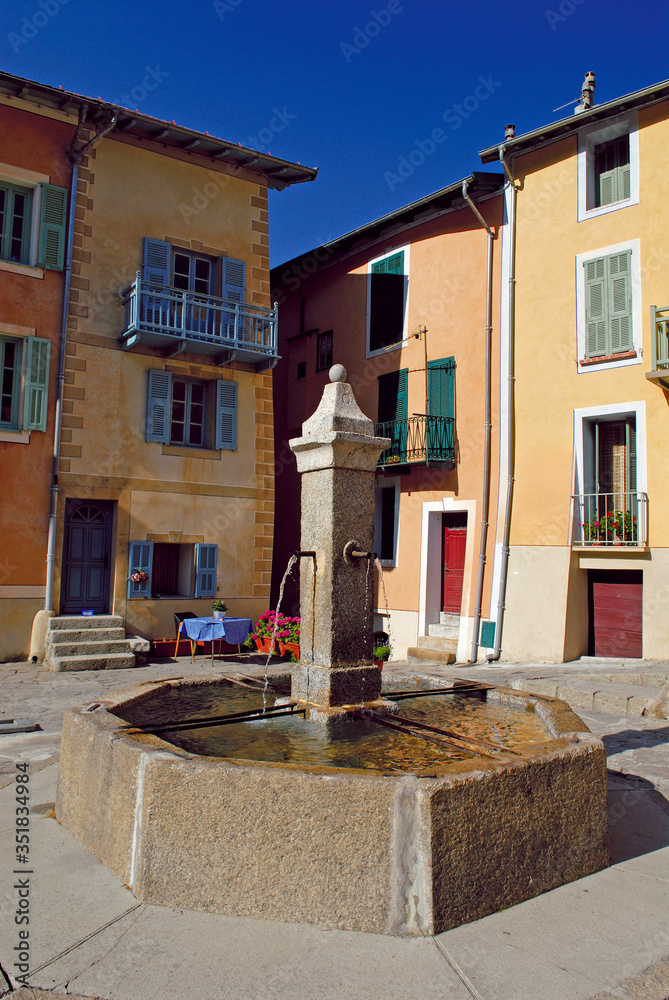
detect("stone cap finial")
(329, 364), (347, 383)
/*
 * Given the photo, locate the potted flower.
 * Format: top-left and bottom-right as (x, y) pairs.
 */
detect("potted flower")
(248, 610), (280, 654)
(277, 615), (300, 659)
(211, 600), (228, 620)
(373, 643), (391, 668)
(130, 568), (149, 583)
(581, 519), (602, 544)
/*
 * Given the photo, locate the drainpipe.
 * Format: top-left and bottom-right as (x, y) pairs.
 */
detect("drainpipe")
(461, 179), (496, 663)
(486, 146), (518, 662)
(44, 109), (117, 613)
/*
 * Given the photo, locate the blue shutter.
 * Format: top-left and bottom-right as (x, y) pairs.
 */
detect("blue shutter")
(215, 379), (237, 450)
(146, 369), (172, 443)
(37, 184), (68, 271)
(222, 257), (246, 303)
(142, 238), (171, 286)
(23, 337), (51, 431)
(195, 543), (217, 598)
(128, 541), (153, 598)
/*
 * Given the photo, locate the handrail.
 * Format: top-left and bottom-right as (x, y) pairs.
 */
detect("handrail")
(572, 491), (648, 546)
(374, 415), (455, 466)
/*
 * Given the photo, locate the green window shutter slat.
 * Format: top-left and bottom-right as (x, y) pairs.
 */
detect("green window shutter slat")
(427, 357), (455, 418)
(142, 238), (171, 285)
(128, 540), (153, 598)
(620, 163), (631, 201)
(585, 257), (608, 357)
(215, 379), (237, 450)
(195, 543), (218, 598)
(609, 252), (632, 351)
(37, 184), (67, 270)
(628, 419), (637, 493)
(598, 169), (616, 207)
(146, 369), (172, 443)
(222, 257), (246, 303)
(23, 337), (51, 431)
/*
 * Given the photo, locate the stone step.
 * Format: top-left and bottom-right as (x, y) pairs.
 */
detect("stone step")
(46, 627), (126, 644)
(439, 612), (460, 627)
(46, 640), (134, 657)
(47, 652), (136, 673)
(573, 671), (669, 688)
(418, 635), (458, 653)
(509, 678), (660, 717)
(48, 615), (124, 630)
(427, 624), (460, 640)
(407, 646), (456, 665)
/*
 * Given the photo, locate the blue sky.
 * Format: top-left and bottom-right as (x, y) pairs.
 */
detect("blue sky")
(1, 0), (666, 265)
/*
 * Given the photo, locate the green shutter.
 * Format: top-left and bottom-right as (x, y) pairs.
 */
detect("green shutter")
(128, 541), (153, 598)
(372, 251), (404, 276)
(585, 257), (607, 357)
(427, 357), (455, 418)
(146, 369), (172, 443)
(609, 251), (632, 352)
(627, 419), (637, 493)
(195, 543), (218, 598)
(23, 337), (51, 431)
(215, 379), (238, 450)
(37, 184), (68, 270)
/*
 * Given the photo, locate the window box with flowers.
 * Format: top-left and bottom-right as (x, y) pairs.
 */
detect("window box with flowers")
(246, 610), (301, 657)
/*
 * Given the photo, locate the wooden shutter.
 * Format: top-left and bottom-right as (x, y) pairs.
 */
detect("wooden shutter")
(146, 369), (172, 443)
(609, 251), (632, 352)
(222, 257), (246, 303)
(128, 541), (153, 598)
(585, 257), (607, 357)
(23, 337), (51, 431)
(627, 419), (637, 493)
(215, 379), (237, 450)
(427, 357), (455, 418)
(377, 369), (407, 422)
(195, 543), (218, 598)
(37, 184), (68, 271)
(142, 238), (171, 285)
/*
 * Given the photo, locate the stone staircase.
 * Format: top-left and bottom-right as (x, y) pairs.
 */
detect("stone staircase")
(407, 612), (459, 665)
(44, 615), (137, 672)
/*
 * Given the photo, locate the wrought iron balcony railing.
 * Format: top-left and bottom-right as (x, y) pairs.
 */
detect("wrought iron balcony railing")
(572, 491), (648, 546)
(374, 415), (455, 469)
(119, 273), (279, 370)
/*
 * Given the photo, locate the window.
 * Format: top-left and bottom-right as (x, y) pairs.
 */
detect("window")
(146, 369), (237, 450)
(0, 179), (67, 270)
(577, 241), (641, 371)
(374, 480), (400, 565)
(577, 114), (638, 221)
(367, 248), (408, 355)
(0, 335), (50, 433)
(377, 369), (408, 465)
(128, 541), (218, 598)
(296, 361), (306, 379)
(316, 330), (333, 371)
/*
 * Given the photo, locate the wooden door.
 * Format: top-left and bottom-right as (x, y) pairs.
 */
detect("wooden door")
(588, 569), (642, 658)
(442, 514), (467, 614)
(62, 501), (113, 614)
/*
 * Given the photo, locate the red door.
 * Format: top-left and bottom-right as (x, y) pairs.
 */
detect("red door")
(589, 570), (642, 658)
(442, 517), (467, 613)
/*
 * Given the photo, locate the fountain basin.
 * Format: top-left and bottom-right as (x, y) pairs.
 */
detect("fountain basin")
(56, 674), (608, 935)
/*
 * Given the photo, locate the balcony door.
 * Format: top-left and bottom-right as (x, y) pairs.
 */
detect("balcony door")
(173, 251), (214, 337)
(61, 500), (113, 615)
(377, 369), (408, 464)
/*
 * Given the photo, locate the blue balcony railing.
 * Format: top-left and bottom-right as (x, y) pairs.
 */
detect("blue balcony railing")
(119, 273), (279, 369)
(374, 415), (455, 468)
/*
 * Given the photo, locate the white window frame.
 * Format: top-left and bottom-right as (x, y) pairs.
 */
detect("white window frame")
(573, 400), (647, 501)
(374, 476), (400, 567)
(576, 238), (642, 373)
(577, 112), (639, 222)
(365, 243), (410, 359)
(0, 162), (46, 277)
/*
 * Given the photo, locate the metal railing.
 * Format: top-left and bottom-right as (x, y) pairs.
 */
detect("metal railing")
(651, 305), (669, 370)
(374, 415), (455, 467)
(120, 273), (278, 359)
(572, 491), (648, 546)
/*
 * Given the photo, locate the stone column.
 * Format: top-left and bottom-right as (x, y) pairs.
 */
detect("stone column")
(289, 365), (390, 708)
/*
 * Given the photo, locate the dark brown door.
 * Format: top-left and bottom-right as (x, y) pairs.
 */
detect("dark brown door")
(588, 569), (642, 657)
(62, 500), (113, 614)
(442, 513), (467, 614)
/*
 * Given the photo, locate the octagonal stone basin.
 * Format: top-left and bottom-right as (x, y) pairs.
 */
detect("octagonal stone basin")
(56, 674), (609, 936)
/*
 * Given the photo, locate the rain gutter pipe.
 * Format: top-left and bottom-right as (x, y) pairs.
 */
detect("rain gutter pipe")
(486, 146), (518, 662)
(461, 179), (496, 664)
(44, 108), (117, 612)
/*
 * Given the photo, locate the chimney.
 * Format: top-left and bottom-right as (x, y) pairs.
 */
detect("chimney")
(574, 71), (595, 114)
(504, 123), (516, 140)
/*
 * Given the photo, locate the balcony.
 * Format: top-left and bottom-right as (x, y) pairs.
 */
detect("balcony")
(119, 275), (279, 370)
(374, 415), (455, 470)
(647, 305), (669, 387)
(572, 492), (648, 547)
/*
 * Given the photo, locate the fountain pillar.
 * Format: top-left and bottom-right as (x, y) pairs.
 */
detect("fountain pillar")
(289, 365), (390, 709)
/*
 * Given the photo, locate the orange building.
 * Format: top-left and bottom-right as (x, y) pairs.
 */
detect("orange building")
(271, 173), (504, 662)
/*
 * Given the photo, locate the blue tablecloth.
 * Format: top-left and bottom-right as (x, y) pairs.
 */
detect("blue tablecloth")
(178, 616), (252, 645)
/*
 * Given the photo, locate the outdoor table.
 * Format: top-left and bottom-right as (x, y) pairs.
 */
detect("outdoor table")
(175, 616), (252, 663)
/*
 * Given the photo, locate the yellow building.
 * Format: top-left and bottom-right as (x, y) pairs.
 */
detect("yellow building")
(0, 72), (316, 663)
(271, 173), (505, 661)
(479, 74), (669, 660)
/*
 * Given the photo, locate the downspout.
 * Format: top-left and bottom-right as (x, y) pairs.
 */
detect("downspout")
(44, 108), (117, 613)
(486, 146), (518, 661)
(461, 179), (496, 663)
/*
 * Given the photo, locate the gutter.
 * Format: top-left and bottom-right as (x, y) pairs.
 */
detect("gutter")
(461, 180), (496, 663)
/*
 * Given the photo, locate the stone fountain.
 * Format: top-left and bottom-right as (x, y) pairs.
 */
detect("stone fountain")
(56, 366), (609, 935)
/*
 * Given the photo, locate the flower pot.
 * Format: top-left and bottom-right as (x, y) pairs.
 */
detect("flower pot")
(212, 610), (227, 620)
(255, 636), (276, 654)
(283, 641), (300, 659)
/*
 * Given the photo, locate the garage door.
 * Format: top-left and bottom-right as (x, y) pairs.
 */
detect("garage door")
(588, 569), (642, 658)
